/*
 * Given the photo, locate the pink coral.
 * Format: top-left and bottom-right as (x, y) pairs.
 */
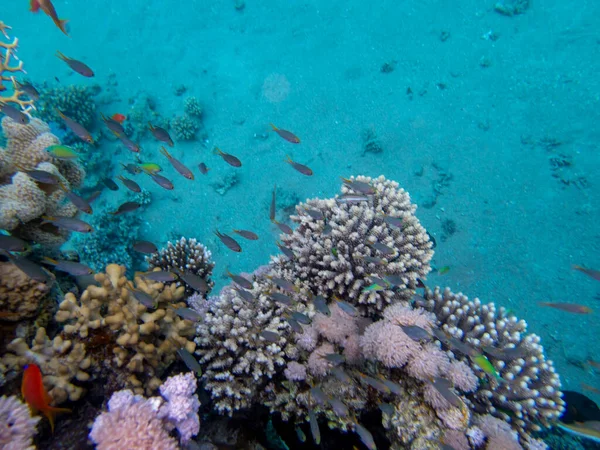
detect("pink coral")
(405, 342), (449, 381)
(0, 395), (39, 450)
(360, 321), (418, 368)
(284, 361), (307, 381)
(475, 414), (523, 450)
(307, 342), (334, 376)
(446, 360), (478, 392)
(89, 390), (178, 450)
(313, 303), (358, 345)
(158, 372), (200, 444)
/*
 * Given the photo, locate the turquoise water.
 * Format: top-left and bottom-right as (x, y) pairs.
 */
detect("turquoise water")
(2, 0), (600, 448)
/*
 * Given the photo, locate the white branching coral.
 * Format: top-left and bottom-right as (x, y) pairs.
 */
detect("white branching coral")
(275, 175), (433, 314)
(418, 286), (564, 439)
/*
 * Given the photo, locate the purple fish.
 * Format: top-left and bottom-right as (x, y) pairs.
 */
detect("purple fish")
(214, 230), (241, 252)
(56, 110), (94, 144)
(56, 51), (94, 77)
(0, 103), (29, 124)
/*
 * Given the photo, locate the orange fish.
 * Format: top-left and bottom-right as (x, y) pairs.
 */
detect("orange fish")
(539, 302), (593, 314)
(111, 113), (126, 124)
(22, 364), (70, 432)
(574, 265), (600, 282)
(30, 0), (69, 36)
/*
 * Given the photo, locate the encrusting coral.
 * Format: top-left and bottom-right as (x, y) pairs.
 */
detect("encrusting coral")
(89, 372), (200, 449)
(0, 22), (34, 113)
(193, 176), (562, 449)
(0, 260), (51, 321)
(147, 237), (215, 297)
(0, 394), (40, 450)
(0, 117), (86, 246)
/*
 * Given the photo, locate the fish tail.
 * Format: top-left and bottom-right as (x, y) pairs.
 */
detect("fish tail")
(213, 147), (222, 156)
(270, 123), (278, 131)
(57, 181), (68, 192)
(54, 108), (65, 119)
(285, 155), (293, 164)
(58, 19), (69, 36)
(159, 146), (170, 158)
(55, 51), (67, 62)
(147, 122), (154, 131)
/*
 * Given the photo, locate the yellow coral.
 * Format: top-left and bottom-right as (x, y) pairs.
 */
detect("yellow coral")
(3, 328), (91, 404)
(0, 261), (51, 321)
(0, 21), (34, 113)
(55, 264), (196, 395)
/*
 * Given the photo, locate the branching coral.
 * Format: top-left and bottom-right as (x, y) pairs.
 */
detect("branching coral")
(0, 22), (34, 113)
(192, 176), (560, 449)
(275, 175), (433, 315)
(0, 117), (86, 246)
(170, 114), (199, 141)
(0, 395), (40, 450)
(54, 264), (196, 395)
(417, 286), (564, 439)
(147, 237), (214, 297)
(34, 84), (96, 130)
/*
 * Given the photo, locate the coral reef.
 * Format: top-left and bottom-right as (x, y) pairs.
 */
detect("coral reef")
(75, 206), (144, 272)
(192, 176), (561, 449)
(276, 175), (433, 315)
(34, 84), (97, 131)
(1, 264), (197, 405)
(184, 96), (203, 117)
(90, 372), (200, 448)
(0, 22), (34, 113)
(0, 260), (51, 321)
(0, 117), (86, 246)
(417, 286), (565, 437)
(55, 264), (196, 395)
(0, 395), (40, 450)
(147, 237), (215, 297)
(170, 114), (199, 141)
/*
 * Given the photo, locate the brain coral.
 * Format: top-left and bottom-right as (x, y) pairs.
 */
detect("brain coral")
(0, 117), (85, 246)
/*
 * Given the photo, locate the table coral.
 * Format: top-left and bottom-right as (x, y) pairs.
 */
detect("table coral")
(55, 264), (197, 395)
(0, 22), (34, 113)
(0, 260), (51, 321)
(0, 117), (86, 246)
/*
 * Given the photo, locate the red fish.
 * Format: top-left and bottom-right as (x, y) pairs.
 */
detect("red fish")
(539, 302), (593, 314)
(22, 364), (70, 432)
(573, 265), (600, 282)
(30, 0), (69, 36)
(111, 113), (126, 124)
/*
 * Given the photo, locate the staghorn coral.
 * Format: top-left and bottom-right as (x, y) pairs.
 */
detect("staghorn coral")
(90, 372), (200, 449)
(2, 327), (91, 404)
(147, 237), (215, 297)
(54, 264), (196, 395)
(418, 286), (564, 442)
(0, 260), (52, 321)
(0, 395), (40, 450)
(0, 22), (34, 113)
(0, 117), (86, 246)
(275, 175), (433, 315)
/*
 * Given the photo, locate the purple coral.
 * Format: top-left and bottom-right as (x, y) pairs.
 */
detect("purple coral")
(158, 372), (200, 443)
(90, 373), (200, 448)
(0, 395), (40, 450)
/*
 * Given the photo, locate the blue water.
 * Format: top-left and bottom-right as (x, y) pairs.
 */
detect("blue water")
(2, 0), (600, 447)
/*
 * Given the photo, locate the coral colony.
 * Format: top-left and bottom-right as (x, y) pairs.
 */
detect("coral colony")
(0, 15), (576, 450)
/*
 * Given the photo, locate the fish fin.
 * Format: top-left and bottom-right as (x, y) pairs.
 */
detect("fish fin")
(42, 256), (57, 265)
(55, 51), (67, 62)
(58, 19), (69, 36)
(159, 146), (170, 158)
(270, 123), (278, 131)
(29, 0), (41, 12)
